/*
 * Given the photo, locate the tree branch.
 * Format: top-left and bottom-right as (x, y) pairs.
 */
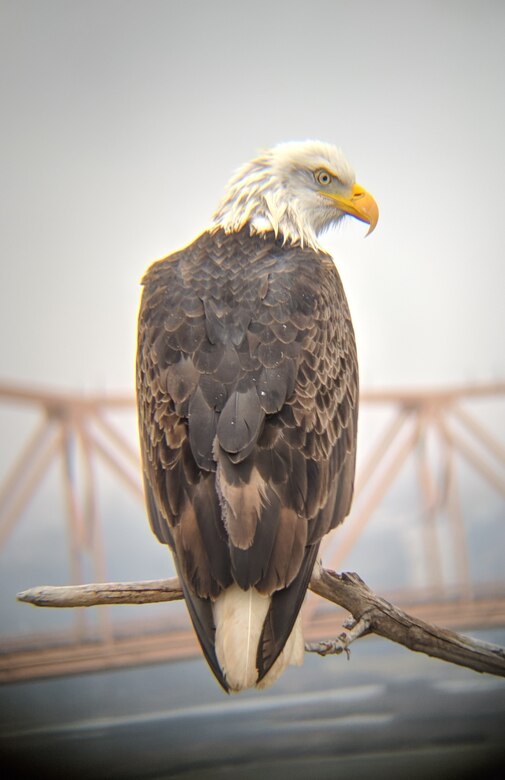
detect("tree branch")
(17, 577), (183, 607)
(309, 567), (505, 677)
(17, 567), (505, 678)
(305, 615), (372, 658)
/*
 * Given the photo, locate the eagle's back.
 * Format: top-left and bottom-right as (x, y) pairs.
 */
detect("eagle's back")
(137, 226), (358, 690)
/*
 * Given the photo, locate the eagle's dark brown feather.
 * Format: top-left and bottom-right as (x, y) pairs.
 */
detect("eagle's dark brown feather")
(136, 226), (358, 689)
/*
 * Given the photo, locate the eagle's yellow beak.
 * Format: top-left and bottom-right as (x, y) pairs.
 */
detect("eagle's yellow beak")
(322, 183), (379, 236)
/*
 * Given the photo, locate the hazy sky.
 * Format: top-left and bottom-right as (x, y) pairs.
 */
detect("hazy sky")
(1, 0), (504, 392)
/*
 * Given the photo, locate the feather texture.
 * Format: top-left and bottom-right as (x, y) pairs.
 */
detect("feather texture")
(213, 586), (270, 691)
(137, 225), (358, 691)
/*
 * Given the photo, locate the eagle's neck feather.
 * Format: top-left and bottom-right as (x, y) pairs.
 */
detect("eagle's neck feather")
(211, 158), (323, 252)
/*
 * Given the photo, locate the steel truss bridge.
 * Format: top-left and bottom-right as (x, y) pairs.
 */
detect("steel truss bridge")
(1, 382), (504, 683)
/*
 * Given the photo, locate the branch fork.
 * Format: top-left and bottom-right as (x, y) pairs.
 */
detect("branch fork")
(305, 615), (372, 658)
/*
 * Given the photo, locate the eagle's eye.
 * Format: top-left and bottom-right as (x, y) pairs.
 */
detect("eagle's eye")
(315, 169), (332, 186)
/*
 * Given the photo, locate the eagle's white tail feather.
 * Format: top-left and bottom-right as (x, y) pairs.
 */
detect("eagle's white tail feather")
(213, 585), (304, 692)
(214, 585), (270, 691)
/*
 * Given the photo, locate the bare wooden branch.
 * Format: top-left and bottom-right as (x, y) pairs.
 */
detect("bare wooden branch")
(17, 567), (505, 678)
(309, 567), (505, 677)
(305, 615), (372, 657)
(17, 577), (183, 607)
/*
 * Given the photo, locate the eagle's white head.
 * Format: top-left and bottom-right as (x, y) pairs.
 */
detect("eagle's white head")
(212, 140), (378, 251)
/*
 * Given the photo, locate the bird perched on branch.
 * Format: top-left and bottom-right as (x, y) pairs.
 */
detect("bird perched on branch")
(137, 140), (378, 692)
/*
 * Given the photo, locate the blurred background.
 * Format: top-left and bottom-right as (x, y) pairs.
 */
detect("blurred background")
(1, 1), (505, 777)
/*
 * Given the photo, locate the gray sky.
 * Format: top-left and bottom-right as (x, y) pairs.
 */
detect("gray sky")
(1, 0), (504, 392)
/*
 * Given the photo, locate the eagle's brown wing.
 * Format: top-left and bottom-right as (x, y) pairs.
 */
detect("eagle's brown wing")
(136, 226), (358, 689)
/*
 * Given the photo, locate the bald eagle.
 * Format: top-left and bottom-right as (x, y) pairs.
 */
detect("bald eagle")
(137, 141), (378, 692)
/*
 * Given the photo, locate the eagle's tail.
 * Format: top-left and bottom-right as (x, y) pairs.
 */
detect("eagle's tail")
(213, 585), (304, 692)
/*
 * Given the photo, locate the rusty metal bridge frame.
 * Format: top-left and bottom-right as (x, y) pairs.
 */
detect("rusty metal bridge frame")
(1, 381), (505, 683)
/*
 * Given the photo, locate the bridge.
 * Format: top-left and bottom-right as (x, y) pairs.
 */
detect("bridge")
(1, 382), (504, 682)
